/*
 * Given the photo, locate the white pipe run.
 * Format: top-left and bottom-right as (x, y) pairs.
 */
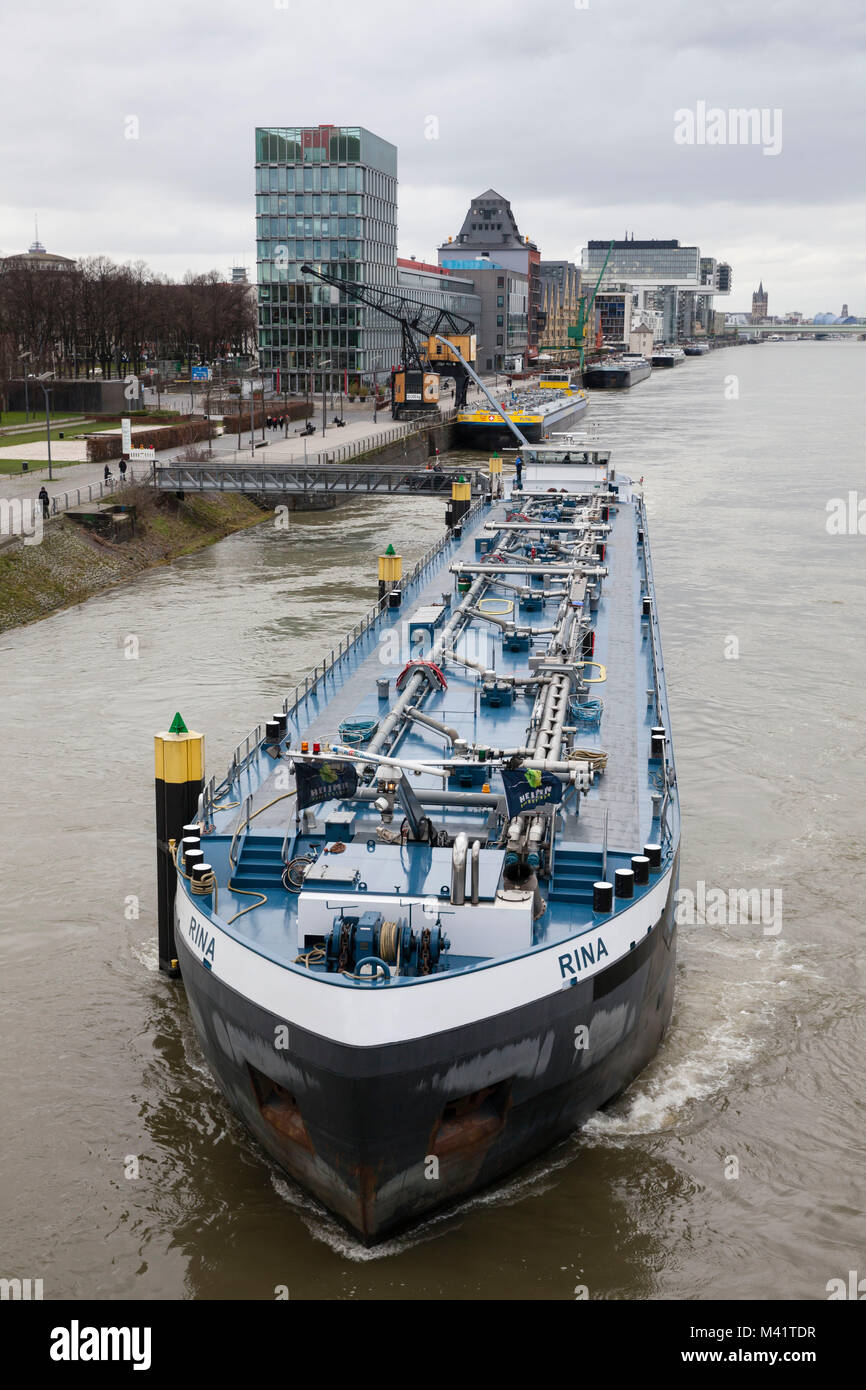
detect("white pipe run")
(451, 832), (468, 905)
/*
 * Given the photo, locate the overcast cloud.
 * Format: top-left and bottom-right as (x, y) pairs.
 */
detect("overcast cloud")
(1, 0), (863, 314)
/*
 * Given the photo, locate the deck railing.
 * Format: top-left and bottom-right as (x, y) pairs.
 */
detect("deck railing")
(47, 462), (152, 518)
(638, 493), (675, 854)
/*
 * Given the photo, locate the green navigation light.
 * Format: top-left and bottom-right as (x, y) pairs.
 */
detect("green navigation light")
(384, 543), (396, 555)
(169, 712), (189, 734)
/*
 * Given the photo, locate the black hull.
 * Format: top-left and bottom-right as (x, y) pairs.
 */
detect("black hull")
(176, 864), (679, 1244)
(584, 363), (652, 389)
(456, 420), (546, 446)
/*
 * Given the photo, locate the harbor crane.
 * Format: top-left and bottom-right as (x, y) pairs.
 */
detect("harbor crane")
(300, 264), (476, 420)
(571, 239), (614, 371)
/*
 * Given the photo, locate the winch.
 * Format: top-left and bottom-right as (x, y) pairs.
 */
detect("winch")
(325, 910), (450, 977)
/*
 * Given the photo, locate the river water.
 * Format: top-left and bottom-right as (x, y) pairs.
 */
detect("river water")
(1, 342), (863, 1301)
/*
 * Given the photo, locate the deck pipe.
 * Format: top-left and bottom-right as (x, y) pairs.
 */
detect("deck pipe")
(366, 512), (600, 825)
(615, 869), (635, 899)
(441, 646), (553, 690)
(527, 815), (545, 869)
(404, 704), (466, 750)
(593, 881), (614, 913)
(181, 834), (200, 862)
(365, 571), (488, 762)
(451, 833), (468, 905)
(184, 848), (204, 879)
(631, 855), (650, 885)
(470, 840), (481, 905)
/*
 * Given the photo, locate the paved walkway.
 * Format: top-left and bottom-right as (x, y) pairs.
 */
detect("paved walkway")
(0, 405), (456, 506)
(0, 369), (517, 503)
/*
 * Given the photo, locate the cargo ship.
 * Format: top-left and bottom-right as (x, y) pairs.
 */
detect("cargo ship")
(651, 348), (684, 368)
(583, 354), (652, 389)
(157, 438), (679, 1244)
(455, 378), (589, 446)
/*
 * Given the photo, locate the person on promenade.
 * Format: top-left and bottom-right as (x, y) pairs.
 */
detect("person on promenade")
(38, 486), (50, 519)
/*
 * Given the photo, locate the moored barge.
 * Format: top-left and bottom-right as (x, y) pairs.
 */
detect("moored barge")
(583, 355), (652, 389)
(456, 380), (589, 445)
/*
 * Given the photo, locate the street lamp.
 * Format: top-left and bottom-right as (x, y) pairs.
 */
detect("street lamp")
(35, 371), (54, 481)
(242, 368), (259, 458)
(371, 357), (382, 424)
(317, 358), (331, 436)
(19, 351), (32, 422)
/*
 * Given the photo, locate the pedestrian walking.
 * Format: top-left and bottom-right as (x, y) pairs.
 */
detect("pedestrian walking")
(38, 486), (50, 519)
(104, 464), (112, 483)
(119, 458), (128, 481)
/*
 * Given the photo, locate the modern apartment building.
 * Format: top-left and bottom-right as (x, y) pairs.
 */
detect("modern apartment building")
(255, 125), (400, 393)
(595, 285), (633, 347)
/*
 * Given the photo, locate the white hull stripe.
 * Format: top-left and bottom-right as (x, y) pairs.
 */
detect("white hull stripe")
(175, 867), (673, 1048)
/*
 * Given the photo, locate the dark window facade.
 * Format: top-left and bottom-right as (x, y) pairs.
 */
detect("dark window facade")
(255, 126), (399, 392)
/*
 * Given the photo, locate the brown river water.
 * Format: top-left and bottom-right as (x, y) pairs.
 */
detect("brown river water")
(1, 342), (863, 1300)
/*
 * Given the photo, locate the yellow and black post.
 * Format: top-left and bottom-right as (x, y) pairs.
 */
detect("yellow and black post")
(155, 713), (204, 977)
(378, 543), (402, 605)
(488, 454), (503, 499)
(447, 475), (472, 528)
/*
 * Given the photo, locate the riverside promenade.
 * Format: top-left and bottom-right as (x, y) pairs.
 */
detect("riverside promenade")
(0, 402), (458, 517)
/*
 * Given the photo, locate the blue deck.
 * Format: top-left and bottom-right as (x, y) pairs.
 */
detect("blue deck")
(189, 471), (679, 983)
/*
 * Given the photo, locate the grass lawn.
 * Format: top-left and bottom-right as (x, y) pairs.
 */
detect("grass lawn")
(0, 419), (117, 450)
(0, 410), (81, 430)
(0, 457), (92, 476)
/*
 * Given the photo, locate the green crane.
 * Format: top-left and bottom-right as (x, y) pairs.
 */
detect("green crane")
(570, 239), (614, 372)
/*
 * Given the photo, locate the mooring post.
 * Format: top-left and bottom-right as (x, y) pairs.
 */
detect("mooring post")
(378, 543), (402, 603)
(154, 713), (205, 977)
(447, 475), (471, 528)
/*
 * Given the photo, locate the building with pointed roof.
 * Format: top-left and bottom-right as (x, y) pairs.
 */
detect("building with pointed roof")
(438, 189), (541, 365)
(751, 281), (768, 323)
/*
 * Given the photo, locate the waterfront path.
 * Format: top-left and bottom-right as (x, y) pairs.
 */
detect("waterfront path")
(0, 403), (465, 517)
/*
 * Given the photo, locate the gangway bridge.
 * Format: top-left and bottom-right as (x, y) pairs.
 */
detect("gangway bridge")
(153, 461), (492, 499)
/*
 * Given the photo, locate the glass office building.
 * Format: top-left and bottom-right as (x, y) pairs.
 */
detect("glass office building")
(255, 125), (400, 393)
(581, 239), (732, 342)
(582, 240), (700, 285)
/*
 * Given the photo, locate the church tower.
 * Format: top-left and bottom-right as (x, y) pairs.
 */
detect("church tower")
(751, 281), (768, 323)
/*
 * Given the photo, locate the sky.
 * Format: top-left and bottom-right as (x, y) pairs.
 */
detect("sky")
(1, 0), (864, 316)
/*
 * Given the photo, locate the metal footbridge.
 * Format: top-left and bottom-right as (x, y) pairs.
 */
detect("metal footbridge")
(153, 461), (491, 498)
